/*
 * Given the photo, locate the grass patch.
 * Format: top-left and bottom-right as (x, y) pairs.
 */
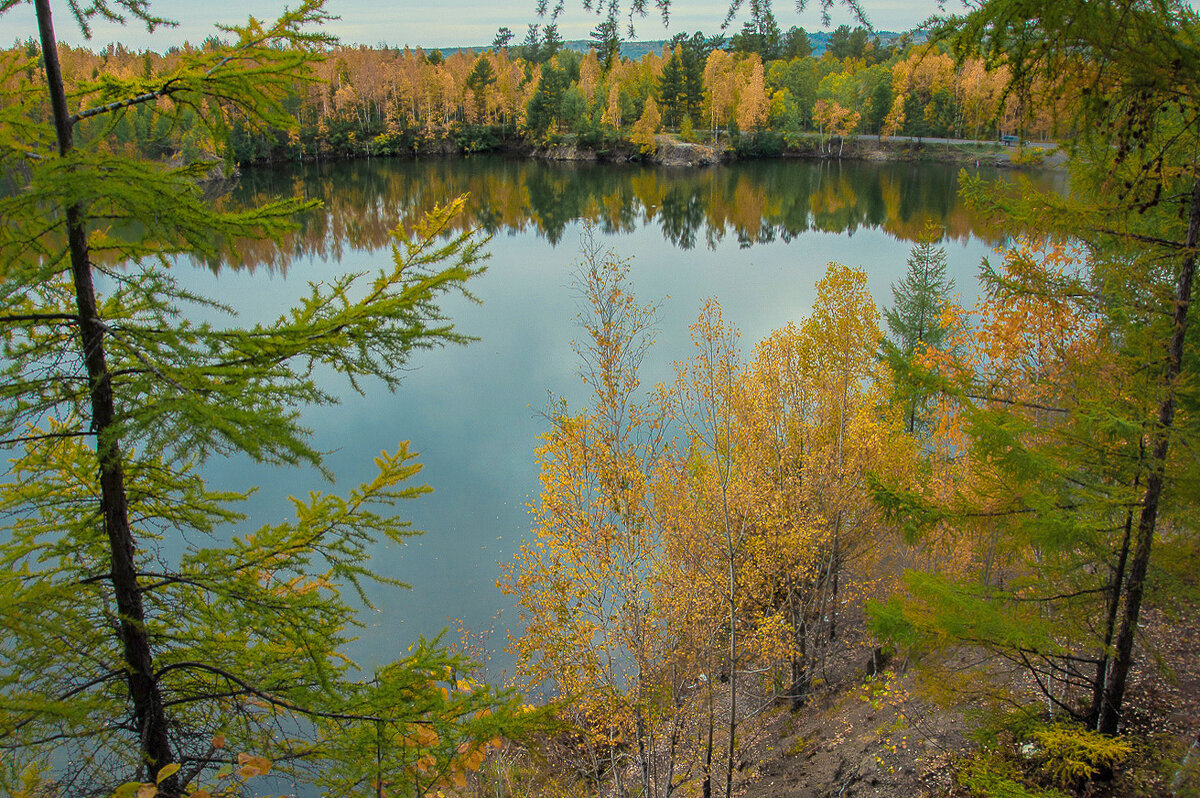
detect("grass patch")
(785, 735), (811, 757)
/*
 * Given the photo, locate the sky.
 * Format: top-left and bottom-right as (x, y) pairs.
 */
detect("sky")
(1, 0), (939, 51)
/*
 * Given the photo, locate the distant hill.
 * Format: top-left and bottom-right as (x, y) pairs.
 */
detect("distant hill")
(434, 30), (916, 61)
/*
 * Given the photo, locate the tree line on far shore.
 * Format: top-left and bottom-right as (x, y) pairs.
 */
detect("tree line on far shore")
(3, 19), (1068, 167)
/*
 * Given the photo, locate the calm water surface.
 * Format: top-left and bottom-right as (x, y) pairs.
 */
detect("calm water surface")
(180, 155), (1060, 677)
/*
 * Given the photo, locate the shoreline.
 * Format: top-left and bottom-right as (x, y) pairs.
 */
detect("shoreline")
(236, 132), (1065, 175)
(533, 133), (1065, 169)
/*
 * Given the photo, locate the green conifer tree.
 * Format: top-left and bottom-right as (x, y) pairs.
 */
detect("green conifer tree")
(871, 0), (1200, 739)
(783, 26), (812, 60)
(466, 54), (498, 119)
(541, 23), (564, 62)
(882, 230), (955, 435)
(589, 11), (622, 71)
(526, 61), (568, 138)
(681, 33), (708, 124)
(728, 0), (782, 60)
(519, 23), (542, 64)
(492, 25), (515, 50)
(657, 49), (685, 128)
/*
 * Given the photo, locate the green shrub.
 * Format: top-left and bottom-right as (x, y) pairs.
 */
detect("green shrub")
(963, 708), (1132, 795)
(1030, 724), (1132, 787)
(959, 754), (1070, 798)
(1011, 146), (1046, 166)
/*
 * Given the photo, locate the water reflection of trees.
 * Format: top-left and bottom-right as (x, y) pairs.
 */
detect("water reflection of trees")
(207, 156), (1057, 272)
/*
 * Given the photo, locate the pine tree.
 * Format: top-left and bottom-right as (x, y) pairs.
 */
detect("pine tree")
(492, 25), (515, 50)
(658, 48), (685, 128)
(728, 0), (782, 61)
(882, 230), (955, 435)
(525, 61), (567, 137)
(589, 11), (622, 71)
(826, 25), (854, 59)
(519, 23), (542, 64)
(680, 33), (708, 124)
(540, 23), (564, 62)
(0, 2), (525, 794)
(466, 54), (498, 121)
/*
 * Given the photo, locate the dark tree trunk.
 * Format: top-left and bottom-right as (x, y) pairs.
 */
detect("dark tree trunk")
(828, 514), (842, 643)
(789, 618), (810, 710)
(636, 710), (651, 798)
(34, 0), (177, 788)
(1088, 504), (1134, 728)
(1098, 176), (1200, 735)
(702, 680), (714, 798)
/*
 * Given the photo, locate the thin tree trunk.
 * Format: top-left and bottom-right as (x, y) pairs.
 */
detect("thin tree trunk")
(34, 1), (177, 788)
(636, 708), (651, 798)
(790, 617), (810, 710)
(725, 548), (737, 798)
(829, 375), (848, 645)
(702, 678), (714, 798)
(375, 716), (385, 798)
(829, 512), (842, 642)
(1098, 175), (1200, 735)
(1088, 503), (1134, 728)
(609, 729), (627, 798)
(664, 668), (683, 798)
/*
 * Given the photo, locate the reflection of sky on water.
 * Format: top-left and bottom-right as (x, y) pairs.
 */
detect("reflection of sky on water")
(173, 159), (1002, 681)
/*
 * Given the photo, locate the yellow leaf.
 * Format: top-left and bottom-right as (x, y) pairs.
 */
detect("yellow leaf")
(212, 733), (226, 750)
(136, 784), (157, 798)
(114, 783), (141, 798)
(414, 725), (439, 747)
(236, 753), (272, 778)
(155, 764), (180, 784)
(466, 747), (487, 770)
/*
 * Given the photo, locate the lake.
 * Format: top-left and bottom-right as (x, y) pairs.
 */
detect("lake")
(179, 154), (1060, 679)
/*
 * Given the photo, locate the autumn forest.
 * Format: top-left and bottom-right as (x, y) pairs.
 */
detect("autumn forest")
(4, 15), (1065, 166)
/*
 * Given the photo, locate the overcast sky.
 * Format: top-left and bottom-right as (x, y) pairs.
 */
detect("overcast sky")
(1, 0), (941, 51)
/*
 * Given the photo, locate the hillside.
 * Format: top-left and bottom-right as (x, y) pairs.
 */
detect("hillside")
(735, 603), (1200, 798)
(431, 29), (913, 60)
(472, 596), (1200, 797)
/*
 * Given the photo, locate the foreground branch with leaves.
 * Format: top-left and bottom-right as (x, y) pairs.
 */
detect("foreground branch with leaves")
(871, 0), (1200, 738)
(0, 2), (533, 795)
